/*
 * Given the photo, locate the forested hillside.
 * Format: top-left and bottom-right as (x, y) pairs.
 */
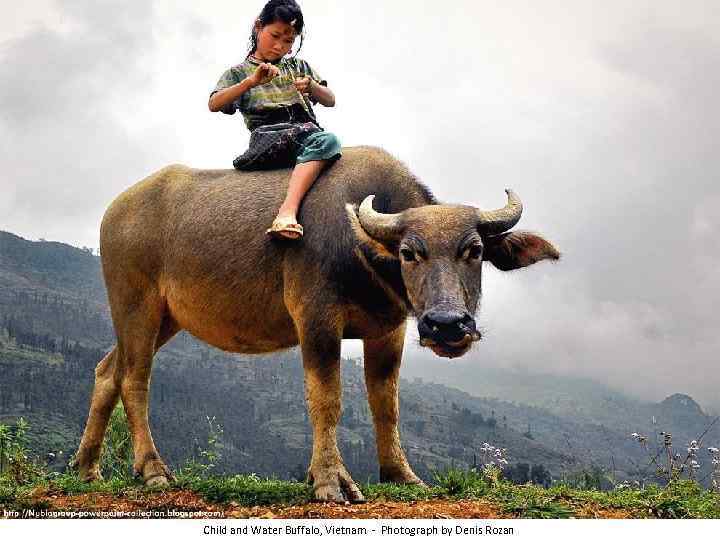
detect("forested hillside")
(1, 230), (718, 488)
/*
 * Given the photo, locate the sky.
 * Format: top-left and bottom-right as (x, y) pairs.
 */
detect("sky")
(1, 1), (718, 410)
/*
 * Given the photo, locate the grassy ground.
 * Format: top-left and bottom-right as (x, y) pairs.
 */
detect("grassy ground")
(2, 469), (719, 518)
(2, 412), (719, 518)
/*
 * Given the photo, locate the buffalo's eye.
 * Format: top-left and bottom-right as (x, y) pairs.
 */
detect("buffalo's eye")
(400, 247), (417, 262)
(466, 244), (483, 260)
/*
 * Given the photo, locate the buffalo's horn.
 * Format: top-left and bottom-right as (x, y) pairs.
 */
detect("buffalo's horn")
(476, 189), (523, 234)
(357, 195), (404, 242)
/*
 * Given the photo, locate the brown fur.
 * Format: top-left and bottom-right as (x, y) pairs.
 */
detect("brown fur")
(72, 146), (559, 501)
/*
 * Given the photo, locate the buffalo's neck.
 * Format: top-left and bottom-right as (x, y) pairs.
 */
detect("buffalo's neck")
(356, 241), (412, 313)
(321, 238), (411, 332)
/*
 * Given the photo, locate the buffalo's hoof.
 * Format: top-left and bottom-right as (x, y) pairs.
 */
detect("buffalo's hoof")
(309, 466), (366, 504)
(79, 471), (103, 483)
(135, 458), (176, 488)
(379, 466), (427, 487)
(409, 478), (428, 488)
(145, 475), (171, 488)
(70, 460), (103, 483)
(84, 471), (104, 483)
(393, 476), (428, 488)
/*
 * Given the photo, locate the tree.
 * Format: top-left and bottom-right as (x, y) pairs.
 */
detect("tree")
(507, 462), (530, 484)
(530, 464), (552, 487)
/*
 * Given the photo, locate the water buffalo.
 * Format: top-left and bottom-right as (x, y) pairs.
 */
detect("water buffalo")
(72, 146), (559, 502)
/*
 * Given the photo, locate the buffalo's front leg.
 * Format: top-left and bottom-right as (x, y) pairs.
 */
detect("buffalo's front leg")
(300, 329), (365, 503)
(363, 322), (425, 485)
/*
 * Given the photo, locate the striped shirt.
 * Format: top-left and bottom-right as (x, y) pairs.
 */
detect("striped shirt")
(211, 56), (327, 131)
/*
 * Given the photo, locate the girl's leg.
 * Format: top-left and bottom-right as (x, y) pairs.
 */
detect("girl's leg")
(270, 159), (328, 238)
(278, 159), (326, 218)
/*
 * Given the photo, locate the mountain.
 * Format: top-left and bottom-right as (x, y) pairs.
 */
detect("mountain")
(0, 231), (105, 303)
(402, 361), (717, 437)
(1, 229), (718, 486)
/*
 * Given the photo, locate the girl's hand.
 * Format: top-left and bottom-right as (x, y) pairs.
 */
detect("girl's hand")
(294, 76), (314, 96)
(250, 63), (280, 87)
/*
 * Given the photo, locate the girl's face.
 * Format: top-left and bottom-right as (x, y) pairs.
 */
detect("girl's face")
(254, 20), (298, 62)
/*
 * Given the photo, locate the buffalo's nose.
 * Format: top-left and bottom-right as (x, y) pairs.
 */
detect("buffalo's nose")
(419, 310), (476, 342)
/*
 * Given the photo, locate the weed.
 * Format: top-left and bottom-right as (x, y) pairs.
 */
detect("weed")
(630, 418), (720, 487)
(0, 418), (45, 485)
(708, 446), (720, 492)
(433, 467), (489, 498)
(100, 404), (134, 480)
(178, 416), (224, 479)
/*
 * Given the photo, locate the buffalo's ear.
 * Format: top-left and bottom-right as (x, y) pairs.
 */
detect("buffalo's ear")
(484, 231), (560, 271)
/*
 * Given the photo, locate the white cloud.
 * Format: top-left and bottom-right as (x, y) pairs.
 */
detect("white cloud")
(1, 0), (718, 408)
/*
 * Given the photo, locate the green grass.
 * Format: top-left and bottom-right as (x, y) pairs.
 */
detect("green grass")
(486, 483), (575, 518)
(361, 481), (445, 502)
(2, 414), (719, 518)
(175, 473), (313, 506)
(433, 467), (491, 498)
(2, 469), (720, 518)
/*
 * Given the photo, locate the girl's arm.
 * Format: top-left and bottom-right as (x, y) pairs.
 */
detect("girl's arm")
(208, 78), (256, 112)
(294, 77), (335, 107)
(309, 80), (335, 107)
(208, 63), (280, 112)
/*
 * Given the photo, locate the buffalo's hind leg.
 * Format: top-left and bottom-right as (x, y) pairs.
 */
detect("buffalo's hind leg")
(72, 346), (122, 482)
(74, 290), (178, 486)
(119, 297), (178, 486)
(363, 322), (425, 486)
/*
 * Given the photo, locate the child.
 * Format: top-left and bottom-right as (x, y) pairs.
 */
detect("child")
(208, 0), (340, 240)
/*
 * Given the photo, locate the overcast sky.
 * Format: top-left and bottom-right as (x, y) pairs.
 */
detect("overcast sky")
(1, 1), (718, 410)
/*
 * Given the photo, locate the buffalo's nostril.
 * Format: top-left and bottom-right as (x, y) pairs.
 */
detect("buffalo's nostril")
(457, 314), (476, 334)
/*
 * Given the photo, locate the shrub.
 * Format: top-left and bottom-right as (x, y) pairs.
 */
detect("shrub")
(0, 418), (45, 485)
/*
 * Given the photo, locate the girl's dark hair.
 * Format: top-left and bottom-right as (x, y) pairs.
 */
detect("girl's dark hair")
(248, 0), (305, 57)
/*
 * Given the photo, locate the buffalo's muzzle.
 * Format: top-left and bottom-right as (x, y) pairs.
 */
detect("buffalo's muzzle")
(418, 309), (480, 357)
